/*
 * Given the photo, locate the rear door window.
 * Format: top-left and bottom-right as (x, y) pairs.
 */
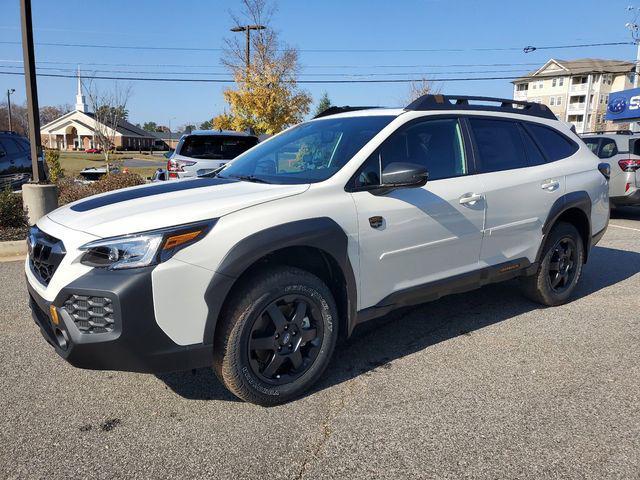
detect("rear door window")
(177, 135), (258, 160)
(519, 125), (546, 166)
(629, 138), (640, 156)
(583, 138), (601, 155)
(526, 124), (578, 161)
(469, 118), (527, 173)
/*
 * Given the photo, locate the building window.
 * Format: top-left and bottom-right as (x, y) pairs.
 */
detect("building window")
(550, 97), (555, 106)
(516, 83), (528, 92)
(559, 77), (564, 86)
(552, 78), (557, 87)
(556, 96), (562, 106)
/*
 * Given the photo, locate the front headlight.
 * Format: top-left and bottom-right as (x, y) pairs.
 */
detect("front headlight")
(79, 220), (215, 270)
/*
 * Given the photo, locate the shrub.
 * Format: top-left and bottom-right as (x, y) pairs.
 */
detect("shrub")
(0, 188), (28, 228)
(45, 149), (64, 183)
(57, 172), (145, 205)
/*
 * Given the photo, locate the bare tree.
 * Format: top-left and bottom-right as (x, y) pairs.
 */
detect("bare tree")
(405, 78), (441, 103)
(83, 79), (132, 166)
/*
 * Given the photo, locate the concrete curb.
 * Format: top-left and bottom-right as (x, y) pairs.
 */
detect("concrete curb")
(0, 240), (27, 260)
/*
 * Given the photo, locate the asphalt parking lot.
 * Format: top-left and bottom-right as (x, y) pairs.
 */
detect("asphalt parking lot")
(1, 209), (639, 479)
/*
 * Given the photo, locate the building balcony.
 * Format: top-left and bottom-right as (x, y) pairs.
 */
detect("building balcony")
(570, 83), (588, 93)
(567, 102), (586, 112)
(513, 90), (528, 101)
(570, 121), (584, 132)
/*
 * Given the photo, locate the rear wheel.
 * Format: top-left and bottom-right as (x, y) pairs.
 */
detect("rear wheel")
(520, 222), (584, 306)
(213, 266), (338, 406)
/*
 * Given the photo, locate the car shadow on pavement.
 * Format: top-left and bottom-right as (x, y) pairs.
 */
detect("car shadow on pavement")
(158, 245), (640, 403)
(610, 206), (640, 220)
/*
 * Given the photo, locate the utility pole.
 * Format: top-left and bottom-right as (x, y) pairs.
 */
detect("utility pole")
(19, 0), (42, 182)
(626, 6), (640, 132)
(6, 89), (15, 132)
(230, 24), (266, 72)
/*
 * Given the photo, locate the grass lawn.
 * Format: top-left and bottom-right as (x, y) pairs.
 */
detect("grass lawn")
(58, 152), (161, 179)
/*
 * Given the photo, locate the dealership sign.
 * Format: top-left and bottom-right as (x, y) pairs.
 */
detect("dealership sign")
(605, 88), (640, 122)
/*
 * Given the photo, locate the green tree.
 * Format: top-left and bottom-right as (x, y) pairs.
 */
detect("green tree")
(199, 120), (213, 130)
(314, 92), (332, 117)
(142, 121), (158, 132)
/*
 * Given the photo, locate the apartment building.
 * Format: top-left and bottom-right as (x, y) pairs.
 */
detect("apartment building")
(512, 58), (635, 133)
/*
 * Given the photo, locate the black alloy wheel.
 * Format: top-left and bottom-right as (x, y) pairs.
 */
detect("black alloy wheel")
(248, 295), (324, 385)
(547, 237), (578, 293)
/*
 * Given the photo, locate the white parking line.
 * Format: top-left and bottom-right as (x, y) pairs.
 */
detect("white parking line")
(609, 223), (640, 232)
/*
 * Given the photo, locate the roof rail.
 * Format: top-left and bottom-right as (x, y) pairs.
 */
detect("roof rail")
(314, 106), (380, 119)
(405, 94), (557, 120)
(0, 130), (18, 135)
(582, 129), (634, 135)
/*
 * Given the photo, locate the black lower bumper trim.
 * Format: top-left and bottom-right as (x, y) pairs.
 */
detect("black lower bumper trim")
(611, 190), (640, 206)
(27, 267), (213, 374)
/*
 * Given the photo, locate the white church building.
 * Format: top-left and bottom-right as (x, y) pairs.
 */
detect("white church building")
(40, 72), (155, 151)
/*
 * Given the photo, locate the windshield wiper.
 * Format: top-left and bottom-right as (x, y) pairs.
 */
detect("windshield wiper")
(228, 174), (271, 184)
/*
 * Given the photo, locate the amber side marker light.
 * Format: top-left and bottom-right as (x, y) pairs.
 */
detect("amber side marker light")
(163, 230), (203, 250)
(49, 305), (59, 325)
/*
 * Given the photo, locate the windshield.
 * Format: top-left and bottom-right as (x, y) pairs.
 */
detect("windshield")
(177, 134), (258, 160)
(218, 115), (394, 184)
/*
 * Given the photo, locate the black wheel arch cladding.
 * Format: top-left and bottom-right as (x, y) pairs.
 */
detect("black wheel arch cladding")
(537, 190), (592, 263)
(202, 217), (357, 345)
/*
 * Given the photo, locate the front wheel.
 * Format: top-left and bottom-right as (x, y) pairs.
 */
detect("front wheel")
(213, 266), (338, 406)
(520, 222), (584, 306)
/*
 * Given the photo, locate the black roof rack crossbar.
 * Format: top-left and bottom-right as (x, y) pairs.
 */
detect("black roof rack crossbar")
(582, 129), (634, 135)
(314, 106), (381, 119)
(405, 94), (557, 120)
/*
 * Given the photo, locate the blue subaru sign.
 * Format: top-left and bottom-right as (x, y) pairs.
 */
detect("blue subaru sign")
(605, 88), (640, 122)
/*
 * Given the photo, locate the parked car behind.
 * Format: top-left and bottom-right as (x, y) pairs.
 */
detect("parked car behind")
(581, 130), (640, 207)
(0, 131), (46, 190)
(167, 130), (258, 179)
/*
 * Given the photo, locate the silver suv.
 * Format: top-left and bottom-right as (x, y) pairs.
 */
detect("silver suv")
(582, 131), (640, 207)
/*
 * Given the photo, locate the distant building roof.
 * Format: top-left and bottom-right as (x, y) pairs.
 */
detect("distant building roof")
(82, 112), (156, 138)
(513, 58), (635, 83)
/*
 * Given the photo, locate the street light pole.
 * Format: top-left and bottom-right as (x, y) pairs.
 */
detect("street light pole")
(6, 89), (15, 132)
(230, 24), (266, 72)
(19, 0), (42, 183)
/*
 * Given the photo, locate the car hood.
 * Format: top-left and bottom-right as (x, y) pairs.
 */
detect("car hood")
(46, 177), (309, 238)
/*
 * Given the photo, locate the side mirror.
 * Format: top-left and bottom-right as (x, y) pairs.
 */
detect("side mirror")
(381, 162), (428, 188)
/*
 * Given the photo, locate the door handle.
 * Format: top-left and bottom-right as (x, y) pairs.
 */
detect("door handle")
(459, 193), (483, 205)
(541, 179), (560, 191)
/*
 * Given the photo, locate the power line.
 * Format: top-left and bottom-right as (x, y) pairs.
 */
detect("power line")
(0, 59), (633, 70)
(0, 60), (633, 77)
(0, 40), (633, 53)
(0, 70), (574, 84)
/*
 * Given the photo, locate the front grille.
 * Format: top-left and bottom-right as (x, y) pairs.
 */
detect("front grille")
(28, 227), (66, 286)
(63, 295), (115, 334)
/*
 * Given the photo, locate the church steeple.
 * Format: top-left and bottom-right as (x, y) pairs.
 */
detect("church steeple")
(75, 66), (88, 113)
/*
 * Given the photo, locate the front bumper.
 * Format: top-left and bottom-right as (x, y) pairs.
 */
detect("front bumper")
(27, 266), (212, 373)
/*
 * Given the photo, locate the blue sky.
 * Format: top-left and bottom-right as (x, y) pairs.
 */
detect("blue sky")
(0, 0), (637, 128)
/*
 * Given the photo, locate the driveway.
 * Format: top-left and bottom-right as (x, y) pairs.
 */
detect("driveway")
(1, 210), (639, 479)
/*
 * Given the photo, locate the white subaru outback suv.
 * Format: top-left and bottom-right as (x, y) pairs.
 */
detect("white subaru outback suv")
(26, 95), (610, 405)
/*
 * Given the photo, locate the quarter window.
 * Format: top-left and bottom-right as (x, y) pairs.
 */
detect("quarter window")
(598, 139), (618, 159)
(469, 118), (528, 172)
(526, 124), (578, 161)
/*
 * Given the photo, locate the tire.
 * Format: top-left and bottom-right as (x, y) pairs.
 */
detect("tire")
(213, 266), (338, 406)
(520, 222), (584, 306)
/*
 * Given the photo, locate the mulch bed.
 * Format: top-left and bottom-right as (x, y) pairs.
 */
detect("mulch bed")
(0, 226), (29, 242)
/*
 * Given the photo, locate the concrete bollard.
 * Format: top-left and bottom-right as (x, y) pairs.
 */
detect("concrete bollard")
(22, 184), (58, 225)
